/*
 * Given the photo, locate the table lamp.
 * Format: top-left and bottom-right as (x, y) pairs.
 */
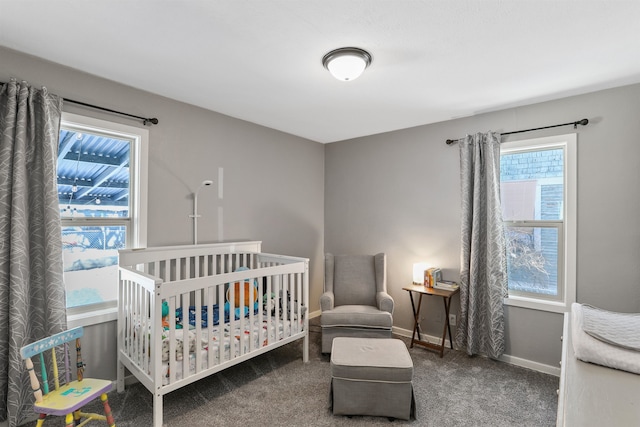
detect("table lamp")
(413, 263), (429, 285)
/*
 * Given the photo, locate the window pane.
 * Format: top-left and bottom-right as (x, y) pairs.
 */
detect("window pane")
(62, 225), (126, 308)
(58, 129), (131, 218)
(500, 148), (564, 221)
(506, 226), (559, 297)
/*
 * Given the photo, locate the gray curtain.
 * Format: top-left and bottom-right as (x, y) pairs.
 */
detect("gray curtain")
(455, 132), (507, 359)
(0, 80), (67, 427)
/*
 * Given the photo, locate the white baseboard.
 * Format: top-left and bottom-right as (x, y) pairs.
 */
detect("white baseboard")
(498, 353), (560, 376)
(392, 325), (560, 377)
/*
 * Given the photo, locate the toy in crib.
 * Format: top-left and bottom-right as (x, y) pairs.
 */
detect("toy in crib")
(263, 290), (303, 317)
(167, 268), (263, 330)
(263, 293), (276, 315)
(224, 266), (259, 318)
(162, 300), (182, 330)
(226, 266), (259, 307)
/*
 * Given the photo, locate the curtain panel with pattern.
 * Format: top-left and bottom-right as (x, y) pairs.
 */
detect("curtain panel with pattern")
(455, 131), (507, 359)
(0, 80), (67, 427)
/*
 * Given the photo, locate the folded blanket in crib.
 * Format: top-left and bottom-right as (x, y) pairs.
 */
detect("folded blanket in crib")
(571, 303), (640, 375)
(175, 304), (257, 329)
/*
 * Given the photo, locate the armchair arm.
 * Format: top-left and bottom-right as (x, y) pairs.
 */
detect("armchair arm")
(320, 291), (335, 311)
(377, 291), (394, 314)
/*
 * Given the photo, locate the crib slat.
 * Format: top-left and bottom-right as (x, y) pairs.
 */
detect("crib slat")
(217, 283), (225, 363)
(247, 273), (255, 354)
(257, 273), (264, 348)
(139, 282), (145, 368)
(168, 296), (176, 384)
(124, 279), (131, 359)
(206, 286), (214, 368)
(238, 277), (245, 357)
(296, 272), (302, 334)
(132, 281), (139, 367)
(133, 282), (141, 367)
(122, 279), (129, 359)
(266, 275), (272, 345)
(142, 289), (150, 374)
(194, 291), (202, 374)
(180, 292), (190, 379)
(275, 275), (281, 340)
(140, 283), (147, 368)
(151, 260), (158, 279)
(229, 276), (238, 358)
(193, 255), (199, 279)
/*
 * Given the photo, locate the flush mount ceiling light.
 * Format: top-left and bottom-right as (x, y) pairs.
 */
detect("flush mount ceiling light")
(322, 47), (372, 81)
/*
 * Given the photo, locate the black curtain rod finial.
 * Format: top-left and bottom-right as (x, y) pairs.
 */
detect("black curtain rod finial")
(143, 118), (159, 126)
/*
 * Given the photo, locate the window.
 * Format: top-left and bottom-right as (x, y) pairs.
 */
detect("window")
(59, 113), (148, 325)
(500, 133), (576, 313)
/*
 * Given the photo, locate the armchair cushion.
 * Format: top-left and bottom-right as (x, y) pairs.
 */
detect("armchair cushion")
(321, 305), (393, 329)
(333, 255), (379, 306)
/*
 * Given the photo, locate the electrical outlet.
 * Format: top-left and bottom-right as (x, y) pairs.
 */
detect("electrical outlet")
(449, 314), (456, 326)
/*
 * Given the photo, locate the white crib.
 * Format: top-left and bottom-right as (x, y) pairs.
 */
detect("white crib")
(116, 241), (309, 427)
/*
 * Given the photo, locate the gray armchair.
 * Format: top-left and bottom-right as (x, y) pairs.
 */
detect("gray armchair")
(320, 253), (394, 353)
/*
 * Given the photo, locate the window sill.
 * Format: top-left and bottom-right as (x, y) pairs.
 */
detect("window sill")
(67, 306), (117, 328)
(504, 295), (569, 314)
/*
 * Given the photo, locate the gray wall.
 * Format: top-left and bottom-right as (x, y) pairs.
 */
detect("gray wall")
(0, 46), (325, 380)
(325, 83), (640, 368)
(3, 43), (640, 376)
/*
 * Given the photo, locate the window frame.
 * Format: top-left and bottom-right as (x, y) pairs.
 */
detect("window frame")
(60, 112), (148, 327)
(501, 133), (576, 313)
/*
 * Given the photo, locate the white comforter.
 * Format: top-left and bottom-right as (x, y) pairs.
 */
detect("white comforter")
(571, 302), (640, 375)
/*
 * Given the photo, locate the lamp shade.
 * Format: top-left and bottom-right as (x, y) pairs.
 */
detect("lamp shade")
(413, 262), (430, 284)
(322, 47), (372, 81)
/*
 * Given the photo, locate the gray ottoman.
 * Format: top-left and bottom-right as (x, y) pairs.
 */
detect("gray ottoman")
(330, 337), (415, 420)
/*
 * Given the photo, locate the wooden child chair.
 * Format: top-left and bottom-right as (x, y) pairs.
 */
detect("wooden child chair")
(20, 326), (115, 427)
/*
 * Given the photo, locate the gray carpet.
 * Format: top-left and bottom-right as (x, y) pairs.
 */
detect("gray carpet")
(20, 320), (559, 426)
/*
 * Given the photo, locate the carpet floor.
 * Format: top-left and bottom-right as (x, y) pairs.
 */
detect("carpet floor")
(20, 320), (559, 426)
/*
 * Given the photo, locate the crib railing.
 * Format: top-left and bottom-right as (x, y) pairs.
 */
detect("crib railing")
(117, 244), (309, 394)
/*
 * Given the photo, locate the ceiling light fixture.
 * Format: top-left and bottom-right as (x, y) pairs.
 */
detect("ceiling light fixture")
(322, 47), (372, 81)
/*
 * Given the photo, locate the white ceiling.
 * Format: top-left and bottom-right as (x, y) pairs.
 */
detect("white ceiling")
(2, 1), (640, 143)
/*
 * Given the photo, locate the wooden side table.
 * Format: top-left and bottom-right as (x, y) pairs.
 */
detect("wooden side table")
(402, 283), (460, 358)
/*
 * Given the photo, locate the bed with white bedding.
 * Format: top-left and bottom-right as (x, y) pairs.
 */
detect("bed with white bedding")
(117, 241), (309, 427)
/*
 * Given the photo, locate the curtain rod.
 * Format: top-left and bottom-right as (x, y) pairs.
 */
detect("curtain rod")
(64, 98), (158, 126)
(445, 118), (588, 145)
(1, 81), (158, 126)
